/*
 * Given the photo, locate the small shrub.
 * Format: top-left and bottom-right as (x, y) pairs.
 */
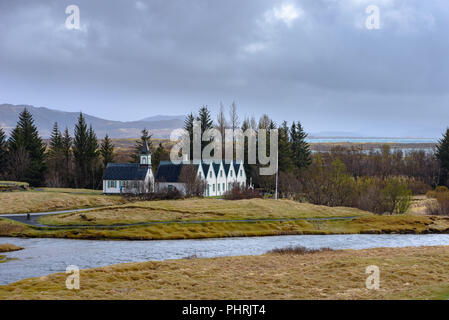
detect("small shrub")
(406, 179), (432, 195)
(427, 186), (449, 199)
(426, 191), (449, 216)
(223, 184), (263, 200)
(267, 246), (333, 255)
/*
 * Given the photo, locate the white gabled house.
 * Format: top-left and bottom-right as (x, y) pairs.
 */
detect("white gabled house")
(102, 142), (154, 194)
(155, 160), (247, 197)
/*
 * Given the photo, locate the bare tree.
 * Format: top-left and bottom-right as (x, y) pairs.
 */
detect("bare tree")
(179, 164), (206, 197)
(216, 103), (227, 155)
(7, 147), (30, 182)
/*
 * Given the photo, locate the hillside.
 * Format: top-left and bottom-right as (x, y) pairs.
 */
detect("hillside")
(0, 104), (184, 138)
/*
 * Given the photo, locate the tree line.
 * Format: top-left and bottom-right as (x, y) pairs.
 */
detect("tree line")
(0, 109), (168, 189)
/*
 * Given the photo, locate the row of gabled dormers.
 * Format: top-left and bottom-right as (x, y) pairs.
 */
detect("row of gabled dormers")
(155, 160), (247, 197)
(197, 160), (246, 197)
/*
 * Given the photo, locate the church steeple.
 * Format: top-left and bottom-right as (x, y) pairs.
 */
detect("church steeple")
(140, 141), (151, 165)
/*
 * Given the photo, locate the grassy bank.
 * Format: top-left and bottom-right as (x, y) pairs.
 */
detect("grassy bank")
(0, 189), (126, 214)
(0, 243), (23, 252)
(1, 246), (449, 299)
(2, 214), (449, 241)
(38, 199), (371, 226)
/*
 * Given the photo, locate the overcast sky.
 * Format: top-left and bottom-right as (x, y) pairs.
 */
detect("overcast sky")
(0, 0), (448, 137)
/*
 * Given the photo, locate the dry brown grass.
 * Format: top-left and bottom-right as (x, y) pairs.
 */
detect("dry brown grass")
(1, 246), (449, 300)
(0, 190), (126, 214)
(39, 198), (371, 226)
(0, 243), (23, 252)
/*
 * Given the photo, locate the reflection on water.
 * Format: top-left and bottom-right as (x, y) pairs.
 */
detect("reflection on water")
(1, 234), (449, 285)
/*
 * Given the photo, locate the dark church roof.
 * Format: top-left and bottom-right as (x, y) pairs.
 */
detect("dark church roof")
(103, 163), (150, 181)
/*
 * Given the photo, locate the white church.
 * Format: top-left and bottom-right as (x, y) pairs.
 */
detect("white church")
(102, 141), (247, 196)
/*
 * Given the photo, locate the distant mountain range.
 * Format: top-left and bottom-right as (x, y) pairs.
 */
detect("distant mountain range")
(0, 104), (185, 139)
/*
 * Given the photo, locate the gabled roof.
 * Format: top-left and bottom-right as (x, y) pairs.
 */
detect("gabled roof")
(223, 162), (235, 176)
(103, 163), (150, 181)
(156, 162), (199, 183)
(212, 162), (221, 176)
(156, 162), (184, 183)
(201, 163), (211, 177)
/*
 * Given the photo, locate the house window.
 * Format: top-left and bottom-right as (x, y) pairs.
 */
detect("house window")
(199, 172), (202, 178)
(220, 170), (223, 177)
(222, 183), (225, 191)
(240, 170), (242, 177)
(213, 184), (215, 192)
(168, 185), (174, 191)
(209, 171), (212, 178)
(218, 184), (220, 192)
(206, 184), (209, 196)
(228, 183), (231, 190)
(230, 171), (233, 177)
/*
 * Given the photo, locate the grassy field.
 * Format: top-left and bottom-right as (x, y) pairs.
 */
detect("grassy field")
(0, 189), (126, 214)
(38, 198), (371, 226)
(1, 245), (449, 300)
(2, 212), (449, 241)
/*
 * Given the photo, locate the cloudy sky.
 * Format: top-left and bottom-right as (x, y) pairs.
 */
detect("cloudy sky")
(0, 0), (448, 137)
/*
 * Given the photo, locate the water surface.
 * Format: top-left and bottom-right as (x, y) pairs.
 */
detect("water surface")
(1, 234), (449, 285)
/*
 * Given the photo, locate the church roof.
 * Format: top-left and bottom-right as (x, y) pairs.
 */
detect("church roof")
(103, 163), (150, 181)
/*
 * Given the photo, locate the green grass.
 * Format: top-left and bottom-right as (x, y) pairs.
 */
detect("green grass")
(3, 214), (449, 241)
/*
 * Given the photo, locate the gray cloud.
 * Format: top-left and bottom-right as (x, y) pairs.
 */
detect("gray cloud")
(0, 0), (448, 137)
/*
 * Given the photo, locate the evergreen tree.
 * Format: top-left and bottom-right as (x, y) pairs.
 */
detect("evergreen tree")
(278, 121), (293, 173)
(436, 128), (449, 186)
(0, 128), (7, 178)
(87, 125), (100, 189)
(0, 127), (8, 177)
(49, 122), (63, 155)
(196, 106), (213, 157)
(46, 122), (65, 187)
(132, 128), (152, 162)
(8, 109), (46, 186)
(62, 127), (72, 186)
(290, 121), (311, 171)
(73, 113), (99, 188)
(100, 134), (114, 169)
(183, 113), (195, 161)
(152, 142), (167, 175)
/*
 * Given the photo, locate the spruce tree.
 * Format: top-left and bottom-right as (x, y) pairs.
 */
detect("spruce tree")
(73, 113), (90, 187)
(49, 122), (63, 155)
(290, 121), (311, 171)
(152, 142), (166, 174)
(46, 122), (65, 186)
(278, 121), (293, 173)
(100, 134), (114, 169)
(132, 128), (152, 162)
(0, 128), (8, 178)
(61, 127), (72, 186)
(436, 128), (449, 186)
(8, 109), (46, 186)
(183, 113), (195, 161)
(196, 106), (213, 157)
(87, 125), (100, 189)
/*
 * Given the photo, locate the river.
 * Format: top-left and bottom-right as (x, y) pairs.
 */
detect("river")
(1, 234), (449, 285)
